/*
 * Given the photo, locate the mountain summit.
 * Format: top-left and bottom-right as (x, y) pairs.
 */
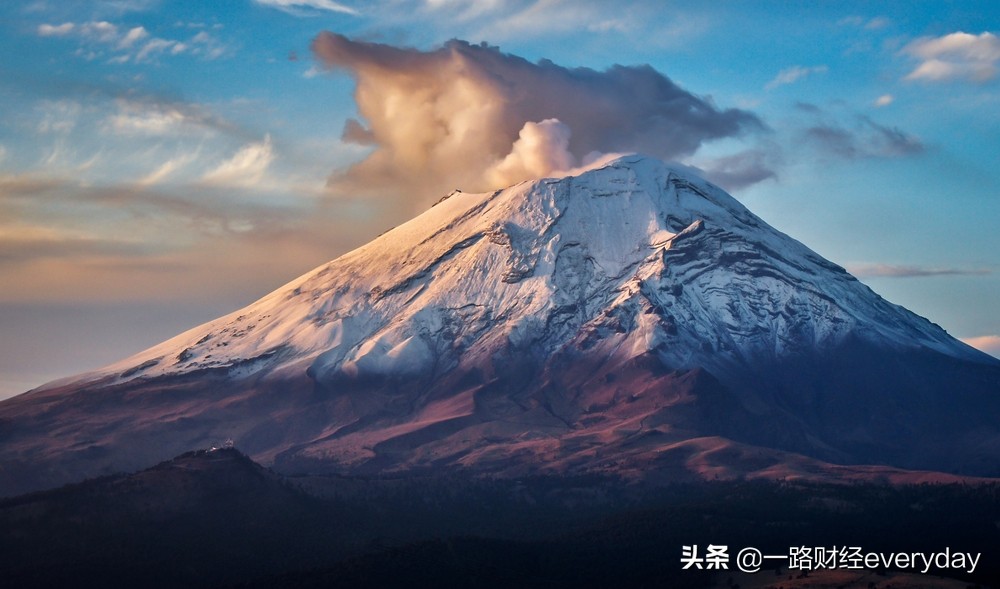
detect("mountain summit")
(2, 155), (998, 496)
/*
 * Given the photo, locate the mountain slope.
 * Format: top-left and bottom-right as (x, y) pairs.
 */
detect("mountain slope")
(0, 448), (355, 588)
(1, 155), (998, 496)
(74, 156), (992, 381)
(7, 447), (998, 588)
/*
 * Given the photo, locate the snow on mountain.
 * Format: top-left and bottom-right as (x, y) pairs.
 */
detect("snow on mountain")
(87, 154), (988, 387)
(2, 154), (999, 497)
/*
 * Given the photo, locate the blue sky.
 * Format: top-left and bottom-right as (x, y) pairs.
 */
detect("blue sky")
(1, 0), (999, 398)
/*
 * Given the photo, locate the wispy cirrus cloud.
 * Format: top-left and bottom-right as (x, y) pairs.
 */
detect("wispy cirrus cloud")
(36, 19), (229, 63)
(35, 99), (83, 134)
(847, 263), (990, 279)
(15, 89), (277, 194)
(323, 1), (709, 50)
(766, 65), (828, 90)
(106, 99), (205, 135)
(0, 173), (68, 198)
(1, 167), (300, 264)
(469, 0), (641, 39)
(136, 151), (200, 186)
(419, 0), (512, 23)
(200, 135), (275, 188)
(838, 16), (890, 31)
(0, 225), (153, 263)
(102, 97), (250, 140)
(479, 1), (710, 49)
(801, 115), (923, 160)
(0, 168), (389, 306)
(874, 94), (894, 107)
(253, 0), (357, 15)
(903, 31), (1000, 83)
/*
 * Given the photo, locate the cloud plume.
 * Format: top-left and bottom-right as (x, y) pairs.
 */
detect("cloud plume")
(311, 33), (764, 204)
(487, 118), (576, 186)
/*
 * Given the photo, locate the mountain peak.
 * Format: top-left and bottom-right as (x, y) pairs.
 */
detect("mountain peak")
(3, 155), (999, 497)
(93, 153), (984, 387)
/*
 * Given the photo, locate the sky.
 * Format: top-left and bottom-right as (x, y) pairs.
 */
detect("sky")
(1, 0), (999, 399)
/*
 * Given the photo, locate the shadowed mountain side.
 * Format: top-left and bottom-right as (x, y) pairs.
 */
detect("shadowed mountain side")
(3, 448), (999, 588)
(2, 345), (995, 499)
(0, 448), (354, 588)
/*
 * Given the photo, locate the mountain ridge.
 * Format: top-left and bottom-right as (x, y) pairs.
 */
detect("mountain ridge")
(2, 154), (999, 497)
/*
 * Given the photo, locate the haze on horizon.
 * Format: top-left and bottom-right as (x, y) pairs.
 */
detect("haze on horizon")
(1, 1), (999, 399)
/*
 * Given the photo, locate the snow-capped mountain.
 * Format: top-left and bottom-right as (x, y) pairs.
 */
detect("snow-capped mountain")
(88, 155), (987, 383)
(2, 155), (998, 496)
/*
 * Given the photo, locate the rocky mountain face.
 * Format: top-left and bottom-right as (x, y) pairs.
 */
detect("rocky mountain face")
(2, 155), (998, 497)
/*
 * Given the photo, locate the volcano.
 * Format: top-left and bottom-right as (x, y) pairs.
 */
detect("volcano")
(2, 155), (999, 497)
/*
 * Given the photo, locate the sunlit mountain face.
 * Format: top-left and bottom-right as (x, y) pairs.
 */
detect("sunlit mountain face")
(2, 156), (998, 499)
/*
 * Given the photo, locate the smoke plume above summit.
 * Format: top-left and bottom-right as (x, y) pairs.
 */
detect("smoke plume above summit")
(311, 33), (764, 204)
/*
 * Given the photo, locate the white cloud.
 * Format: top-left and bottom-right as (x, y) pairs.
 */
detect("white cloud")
(312, 33), (762, 205)
(765, 65), (828, 90)
(102, 97), (241, 142)
(137, 152), (199, 186)
(201, 135), (275, 187)
(864, 17), (890, 30)
(79, 21), (120, 43)
(188, 31), (228, 60)
(135, 37), (183, 61)
(118, 25), (148, 48)
(487, 119), (576, 187)
(107, 100), (197, 135)
(838, 16), (889, 30)
(36, 100), (82, 134)
(253, 0), (358, 15)
(874, 94), (894, 107)
(903, 31), (1000, 83)
(37, 22), (75, 36)
(34, 19), (208, 63)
